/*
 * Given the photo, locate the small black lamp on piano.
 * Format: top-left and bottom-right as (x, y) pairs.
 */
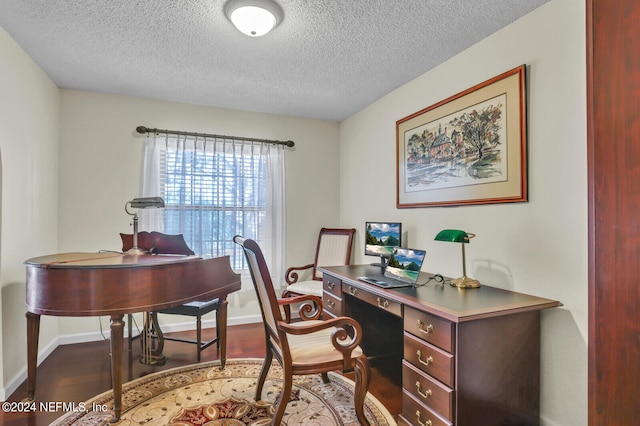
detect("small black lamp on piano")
(125, 196), (165, 255)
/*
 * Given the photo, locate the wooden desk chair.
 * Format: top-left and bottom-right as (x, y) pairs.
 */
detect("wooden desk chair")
(281, 227), (355, 298)
(233, 235), (370, 425)
(121, 232), (220, 362)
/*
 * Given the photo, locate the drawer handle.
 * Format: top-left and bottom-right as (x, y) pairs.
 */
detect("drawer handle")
(416, 350), (434, 366)
(327, 282), (335, 290)
(415, 381), (433, 399)
(376, 297), (389, 309)
(416, 410), (432, 426)
(348, 286), (358, 296)
(326, 299), (335, 309)
(417, 319), (434, 334)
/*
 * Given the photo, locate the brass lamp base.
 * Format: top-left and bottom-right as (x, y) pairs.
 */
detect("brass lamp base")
(450, 276), (480, 288)
(126, 247), (147, 255)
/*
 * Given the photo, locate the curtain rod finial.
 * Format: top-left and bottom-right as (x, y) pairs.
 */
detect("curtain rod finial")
(136, 126), (148, 134)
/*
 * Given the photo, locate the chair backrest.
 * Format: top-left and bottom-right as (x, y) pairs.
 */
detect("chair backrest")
(120, 231), (195, 255)
(233, 236), (284, 351)
(312, 228), (356, 280)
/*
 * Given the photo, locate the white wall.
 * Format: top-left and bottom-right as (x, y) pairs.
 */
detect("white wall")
(339, 1), (586, 425)
(56, 90), (342, 336)
(1, 2), (588, 423)
(0, 28), (60, 398)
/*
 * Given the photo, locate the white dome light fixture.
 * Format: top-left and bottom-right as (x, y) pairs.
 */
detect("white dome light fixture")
(224, 0), (284, 37)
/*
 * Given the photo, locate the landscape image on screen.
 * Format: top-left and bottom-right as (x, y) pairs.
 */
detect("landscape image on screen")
(365, 223), (401, 256)
(385, 249), (426, 282)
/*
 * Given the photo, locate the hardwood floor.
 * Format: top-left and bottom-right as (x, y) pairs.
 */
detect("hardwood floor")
(2, 322), (401, 425)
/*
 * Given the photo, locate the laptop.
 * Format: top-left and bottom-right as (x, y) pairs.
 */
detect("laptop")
(358, 247), (426, 288)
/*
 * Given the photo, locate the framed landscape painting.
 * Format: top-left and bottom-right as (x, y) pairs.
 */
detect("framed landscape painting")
(396, 65), (527, 208)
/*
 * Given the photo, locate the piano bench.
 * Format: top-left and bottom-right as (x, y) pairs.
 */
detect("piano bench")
(156, 298), (221, 362)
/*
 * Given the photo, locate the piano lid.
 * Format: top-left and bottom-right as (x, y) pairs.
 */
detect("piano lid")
(24, 252), (200, 269)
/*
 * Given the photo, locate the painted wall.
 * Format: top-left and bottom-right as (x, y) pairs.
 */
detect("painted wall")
(339, 1), (586, 425)
(0, 2), (588, 423)
(56, 90), (342, 336)
(0, 28), (60, 398)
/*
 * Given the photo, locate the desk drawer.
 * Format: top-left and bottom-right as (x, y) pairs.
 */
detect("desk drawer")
(402, 389), (452, 426)
(323, 275), (342, 298)
(403, 360), (453, 421)
(343, 283), (402, 317)
(322, 291), (342, 317)
(404, 306), (455, 353)
(404, 332), (454, 387)
(396, 416), (411, 426)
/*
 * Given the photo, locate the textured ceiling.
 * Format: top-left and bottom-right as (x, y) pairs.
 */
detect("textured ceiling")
(0, 0), (548, 121)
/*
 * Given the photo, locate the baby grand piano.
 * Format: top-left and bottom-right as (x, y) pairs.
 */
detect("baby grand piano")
(24, 246), (241, 423)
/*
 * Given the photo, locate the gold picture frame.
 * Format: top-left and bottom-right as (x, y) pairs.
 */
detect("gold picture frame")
(396, 65), (527, 208)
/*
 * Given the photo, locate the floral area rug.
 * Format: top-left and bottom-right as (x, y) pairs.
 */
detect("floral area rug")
(50, 358), (396, 425)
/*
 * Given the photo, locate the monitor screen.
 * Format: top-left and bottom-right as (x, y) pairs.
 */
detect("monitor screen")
(365, 222), (402, 261)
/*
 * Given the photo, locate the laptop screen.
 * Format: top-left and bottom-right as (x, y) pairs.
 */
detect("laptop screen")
(384, 248), (427, 283)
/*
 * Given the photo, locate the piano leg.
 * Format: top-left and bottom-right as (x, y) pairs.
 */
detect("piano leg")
(127, 313), (133, 352)
(26, 312), (40, 400)
(219, 298), (228, 369)
(110, 314), (124, 423)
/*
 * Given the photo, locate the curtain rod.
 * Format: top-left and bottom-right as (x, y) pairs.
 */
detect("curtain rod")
(136, 126), (295, 148)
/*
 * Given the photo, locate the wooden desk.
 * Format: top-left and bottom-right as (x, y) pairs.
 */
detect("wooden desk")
(319, 265), (561, 426)
(24, 252), (241, 422)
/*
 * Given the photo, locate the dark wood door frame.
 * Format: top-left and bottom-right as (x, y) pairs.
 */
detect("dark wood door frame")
(587, 0), (640, 424)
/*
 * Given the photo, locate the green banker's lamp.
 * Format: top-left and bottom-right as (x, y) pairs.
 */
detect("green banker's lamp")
(434, 229), (480, 288)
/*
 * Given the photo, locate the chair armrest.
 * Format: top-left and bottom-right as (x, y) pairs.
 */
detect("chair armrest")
(277, 294), (320, 306)
(277, 316), (363, 352)
(277, 294), (323, 321)
(285, 263), (314, 285)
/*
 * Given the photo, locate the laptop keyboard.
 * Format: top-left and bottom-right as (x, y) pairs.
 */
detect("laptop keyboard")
(360, 275), (413, 288)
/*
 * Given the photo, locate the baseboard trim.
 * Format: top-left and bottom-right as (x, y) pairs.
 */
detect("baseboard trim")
(1, 335), (60, 401)
(57, 314), (261, 344)
(3, 315), (262, 400)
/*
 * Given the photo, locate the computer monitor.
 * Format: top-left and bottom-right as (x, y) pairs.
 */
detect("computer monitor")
(364, 222), (402, 267)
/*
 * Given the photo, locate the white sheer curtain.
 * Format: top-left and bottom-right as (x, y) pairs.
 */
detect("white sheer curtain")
(139, 133), (286, 291)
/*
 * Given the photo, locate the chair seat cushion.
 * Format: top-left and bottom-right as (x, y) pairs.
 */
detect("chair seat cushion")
(158, 298), (220, 316)
(285, 280), (323, 297)
(286, 320), (363, 366)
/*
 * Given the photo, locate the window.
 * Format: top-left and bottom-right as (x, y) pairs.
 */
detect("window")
(161, 145), (266, 269)
(140, 133), (286, 288)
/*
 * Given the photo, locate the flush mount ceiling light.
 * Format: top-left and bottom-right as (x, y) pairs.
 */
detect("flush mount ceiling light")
(224, 0), (284, 37)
